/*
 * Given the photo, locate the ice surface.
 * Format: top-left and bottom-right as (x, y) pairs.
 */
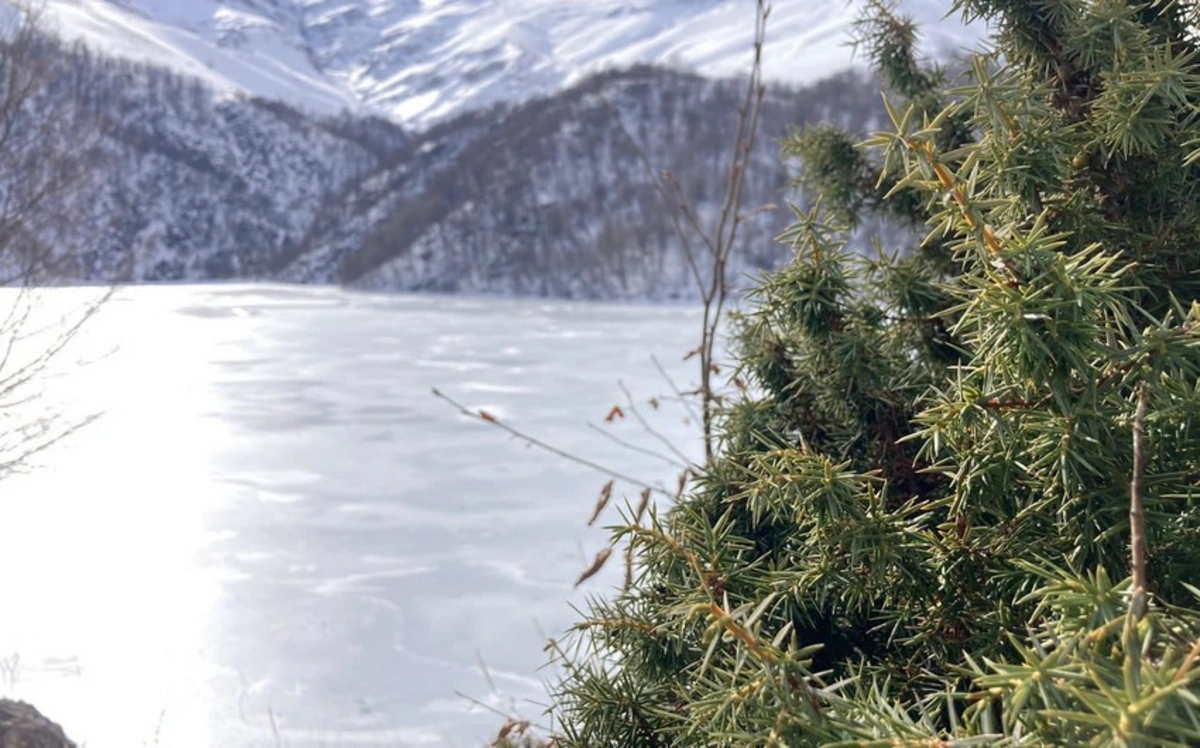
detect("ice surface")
(0, 284), (705, 747)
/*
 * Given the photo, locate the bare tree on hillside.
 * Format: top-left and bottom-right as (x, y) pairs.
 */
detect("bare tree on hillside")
(0, 3), (110, 476)
(601, 2), (770, 463)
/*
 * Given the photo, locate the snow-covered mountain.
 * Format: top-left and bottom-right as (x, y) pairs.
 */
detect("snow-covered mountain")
(8, 39), (401, 283)
(12, 29), (889, 298)
(280, 66), (887, 298)
(6, 0), (974, 298)
(30, 0), (978, 127)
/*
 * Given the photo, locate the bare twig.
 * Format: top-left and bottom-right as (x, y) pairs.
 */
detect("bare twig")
(618, 379), (694, 466)
(1131, 380), (1150, 618)
(434, 3), (772, 606)
(454, 689), (554, 738)
(587, 422), (687, 469)
(433, 387), (671, 496)
(602, 1), (771, 464)
(267, 707), (282, 748)
(695, 0), (769, 463)
(599, 94), (706, 291)
(0, 7), (114, 476)
(455, 690), (515, 721)
(0, 412), (101, 477)
(651, 353), (701, 425)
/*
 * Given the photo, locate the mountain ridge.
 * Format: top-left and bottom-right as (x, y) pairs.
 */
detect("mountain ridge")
(26, 0), (979, 127)
(16, 31), (890, 299)
(4, 1), (949, 299)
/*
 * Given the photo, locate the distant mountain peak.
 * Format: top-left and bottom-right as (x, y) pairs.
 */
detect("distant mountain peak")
(26, 0), (979, 127)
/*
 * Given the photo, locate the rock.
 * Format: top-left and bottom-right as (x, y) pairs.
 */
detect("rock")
(0, 700), (75, 748)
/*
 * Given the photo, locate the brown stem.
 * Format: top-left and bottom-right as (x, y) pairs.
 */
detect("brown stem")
(697, 0), (768, 463)
(586, 422), (687, 469)
(432, 387), (671, 497)
(599, 1), (770, 467)
(598, 97), (705, 292)
(618, 379), (693, 465)
(651, 353), (701, 425)
(1131, 381), (1150, 617)
(1174, 639), (1200, 684)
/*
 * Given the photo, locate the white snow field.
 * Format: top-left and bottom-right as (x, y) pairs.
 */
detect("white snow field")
(0, 284), (706, 747)
(24, 0), (981, 125)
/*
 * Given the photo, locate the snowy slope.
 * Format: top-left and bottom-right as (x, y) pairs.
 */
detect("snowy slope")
(19, 30), (886, 298)
(284, 66), (889, 300)
(12, 37), (396, 283)
(26, 0), (978, 126)
(30, 0), (362, 114)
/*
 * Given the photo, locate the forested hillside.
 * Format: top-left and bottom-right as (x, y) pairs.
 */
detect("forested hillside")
(16, 33), (888, 299)
(288, 66), (885, 298)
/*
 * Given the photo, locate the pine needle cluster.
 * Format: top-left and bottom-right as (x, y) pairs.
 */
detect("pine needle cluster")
(547, 1), (1200, 744)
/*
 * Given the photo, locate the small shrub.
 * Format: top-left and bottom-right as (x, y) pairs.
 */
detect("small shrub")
(547, 1), (1200, 744)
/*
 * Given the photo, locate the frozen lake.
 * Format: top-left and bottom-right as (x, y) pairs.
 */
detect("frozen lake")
(0, 284), (704, 747)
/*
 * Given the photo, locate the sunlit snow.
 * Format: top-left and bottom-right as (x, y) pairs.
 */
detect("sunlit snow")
(20, 0), (981, 126)
(0, 284), (705, 747)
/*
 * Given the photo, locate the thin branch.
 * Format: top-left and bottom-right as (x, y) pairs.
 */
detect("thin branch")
(664, 170), (720, 261)
(586, 422), (688, 469)
(1174, 639), (1200, 684)
(432, 387), (670, 497)
(713, 5), (769, 265)
(618, 379), (695, 466)
(599, 93), (707, 291)
(267, 707), (282, 748)
(0, 413), (101, 478)
(454, 689), (529, 723)
(1130, 380), (1150, 618)
(453, 689), (554, 739)
(651, 353), (701, 425)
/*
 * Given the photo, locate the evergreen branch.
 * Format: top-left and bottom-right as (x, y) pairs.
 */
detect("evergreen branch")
(892, 127), (1003, 255)
(547, 2), (1200, 744)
